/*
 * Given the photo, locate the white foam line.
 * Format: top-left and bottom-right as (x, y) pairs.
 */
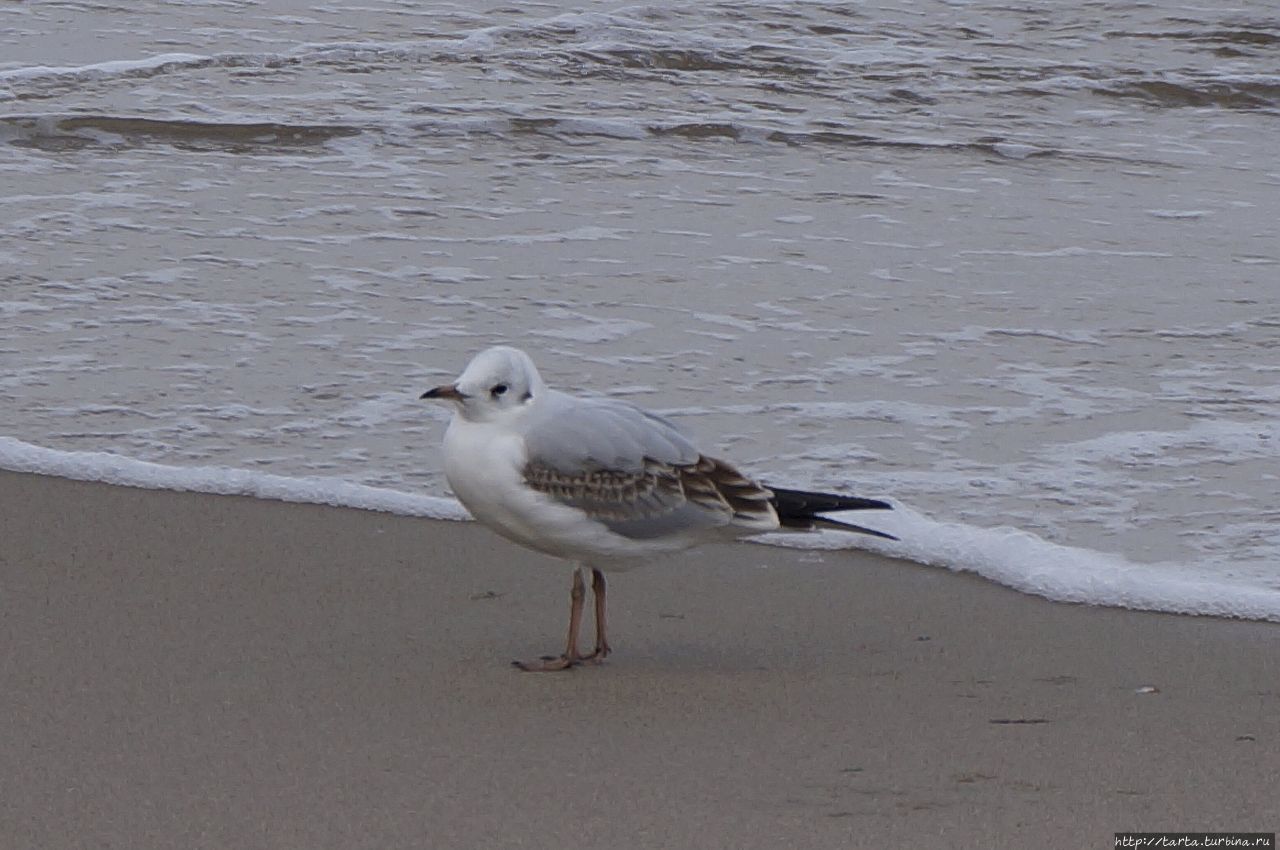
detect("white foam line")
(757, 506), (1280, 623)
(0, 436), (468, 521)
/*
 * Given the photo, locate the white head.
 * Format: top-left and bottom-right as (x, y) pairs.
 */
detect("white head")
(420, 346), (546, 423)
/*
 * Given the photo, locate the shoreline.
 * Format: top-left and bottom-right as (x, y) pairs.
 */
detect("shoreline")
(3, 470), (1277, 848)
(6, 434), (1276, 624)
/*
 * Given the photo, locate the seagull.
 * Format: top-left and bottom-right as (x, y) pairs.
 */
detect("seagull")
(421, 346), (896, 671)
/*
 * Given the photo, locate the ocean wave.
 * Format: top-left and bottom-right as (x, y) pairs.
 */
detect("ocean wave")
(1096, 76), (1280, 111)
(0, 114), (362, 152)
(0, 108), (1074, 161)
(0, 52), (217, 85)
(4, 11), (1275, 118)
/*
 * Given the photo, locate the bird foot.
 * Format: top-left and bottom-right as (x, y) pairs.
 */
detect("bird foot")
(511, 644), (611, 672)
(511, 654), (579, 672)
(579, 643), (612, 664)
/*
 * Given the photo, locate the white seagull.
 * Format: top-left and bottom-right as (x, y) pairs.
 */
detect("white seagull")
(421, 346), (896, 671)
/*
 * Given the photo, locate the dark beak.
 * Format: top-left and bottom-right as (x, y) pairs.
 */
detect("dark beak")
(420, 383), (466, 402)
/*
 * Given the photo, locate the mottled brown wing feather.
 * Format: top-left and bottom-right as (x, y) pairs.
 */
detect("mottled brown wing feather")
(682, 456), (777, 527)
(522, 459), (686, 522)
(522, 455), (778, 531)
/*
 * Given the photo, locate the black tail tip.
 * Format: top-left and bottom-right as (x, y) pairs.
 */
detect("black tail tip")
(818, 516), (899, 541)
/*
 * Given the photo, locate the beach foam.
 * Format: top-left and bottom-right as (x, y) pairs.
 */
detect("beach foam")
(0, 436), (466, 522)
(759, 509), (1280, 623)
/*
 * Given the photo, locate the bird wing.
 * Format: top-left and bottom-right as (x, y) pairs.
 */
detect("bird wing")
(519, 392), (778, 539)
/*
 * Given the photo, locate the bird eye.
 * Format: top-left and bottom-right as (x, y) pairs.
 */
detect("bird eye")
(491, 383), (509, 397)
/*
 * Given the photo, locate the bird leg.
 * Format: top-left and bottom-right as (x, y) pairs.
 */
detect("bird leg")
(580, 568), (611, 663)
(513, 566), (588, 672)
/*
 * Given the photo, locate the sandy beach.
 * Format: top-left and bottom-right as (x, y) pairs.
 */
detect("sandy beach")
(1, 469), (1276, 849)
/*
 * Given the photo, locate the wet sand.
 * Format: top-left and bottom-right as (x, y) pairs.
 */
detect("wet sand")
(2, 469), (1277, 849)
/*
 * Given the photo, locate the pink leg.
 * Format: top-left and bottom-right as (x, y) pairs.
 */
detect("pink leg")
(581, 568), (612, 662)
(513, 567), (587, 672)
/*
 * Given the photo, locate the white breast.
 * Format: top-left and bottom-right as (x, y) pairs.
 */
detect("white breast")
(441, 416), (693, 567)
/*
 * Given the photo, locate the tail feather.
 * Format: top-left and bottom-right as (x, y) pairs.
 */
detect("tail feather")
(811, 515), (899, 541)
(768, 485), (898, 541)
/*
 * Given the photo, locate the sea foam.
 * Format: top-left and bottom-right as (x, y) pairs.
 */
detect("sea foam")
(759, 509), (1280, 623)
(0, 436), (466, 521)
(3, 436), (1277, 623)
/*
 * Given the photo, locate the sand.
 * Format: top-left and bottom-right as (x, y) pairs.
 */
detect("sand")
(1, 469), (1276, 849)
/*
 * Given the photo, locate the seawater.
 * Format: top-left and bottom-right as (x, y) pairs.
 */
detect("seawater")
(3, 1), (1278, 619)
